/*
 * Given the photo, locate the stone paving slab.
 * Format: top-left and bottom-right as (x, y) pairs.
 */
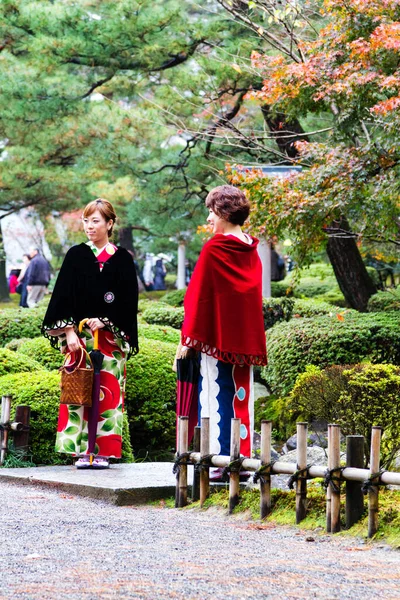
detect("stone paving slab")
(0, 462), (190, 505)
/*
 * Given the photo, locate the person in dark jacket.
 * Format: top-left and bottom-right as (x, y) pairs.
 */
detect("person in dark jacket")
(42, 198), (139, 470)
(26, 248), (51, 307)
(153, 257), (167, 290)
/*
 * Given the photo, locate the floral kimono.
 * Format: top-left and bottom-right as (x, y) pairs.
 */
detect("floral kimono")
(42, 241), (138, 459)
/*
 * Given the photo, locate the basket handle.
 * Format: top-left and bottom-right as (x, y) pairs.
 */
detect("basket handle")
(78, 318), (99, 350)
(60, 345), (93, 374)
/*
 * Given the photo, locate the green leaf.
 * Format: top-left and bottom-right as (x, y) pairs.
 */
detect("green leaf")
(100, 409), (116, 419)
(101, 418), (115, 432)
(63, 439), (76, 453)
(69, 411), (81, 424)
(64, 425), (79, 435)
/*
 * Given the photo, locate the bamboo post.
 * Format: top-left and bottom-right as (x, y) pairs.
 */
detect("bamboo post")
(192, 425), (201, 502)
(346, 435), (365, 529)
(330, 424), (341, 533)
(0, 395), (12, 465)
(200, 417), (210, 508)
(326, 424), (332, 533)
(368, 426), (383, 538)
(229, 418), (241, 514)
(296, 422), (308, 524)
(176, 416), (189, 508)
(260, 420), (272, 519)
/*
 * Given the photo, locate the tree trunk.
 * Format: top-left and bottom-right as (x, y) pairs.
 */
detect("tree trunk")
(0, 224), (10, 302)
(118, 226), (134, 252)
(261, 105), (309, 158)
(326, 219), (377, 311)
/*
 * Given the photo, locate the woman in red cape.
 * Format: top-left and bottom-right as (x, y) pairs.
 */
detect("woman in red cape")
(180, 185), (267, 481)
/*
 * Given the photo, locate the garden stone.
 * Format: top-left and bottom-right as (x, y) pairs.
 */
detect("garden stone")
(254, 381), (269, 400)
(279, 446), (328, 465)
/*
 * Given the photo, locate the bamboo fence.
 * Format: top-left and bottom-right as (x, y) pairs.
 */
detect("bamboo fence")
(175, 417), (400, 538)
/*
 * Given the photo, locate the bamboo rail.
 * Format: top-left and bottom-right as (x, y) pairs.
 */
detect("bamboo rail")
(175, 417), (400, 538)
(0, 395), (31, 465)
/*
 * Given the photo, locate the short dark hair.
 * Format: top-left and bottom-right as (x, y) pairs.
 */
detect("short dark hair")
(205, 185), (250, 226)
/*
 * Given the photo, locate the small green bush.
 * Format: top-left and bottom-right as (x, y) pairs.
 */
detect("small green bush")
(17, 337), (64, 371)
(0, 305), (47, 346)
(368, 287), (400, 312)
(0, 348), (43, 377)
(161, 288), (186, 307)
(289, 363), (400, 467)
(139, 323), (180, 345)
(142, 302), (184, 330)
(271, 280), (293, 297)
(125, 336), (177, 456)
(0, 370), (134, 465)
(313, 290), (347, 307)
(262, 311), (400, 396)
(262, 297), (294, 329)
(295, 276), (339, 298)
(4, 338), (31, 351)
(292, 298), (343, 317)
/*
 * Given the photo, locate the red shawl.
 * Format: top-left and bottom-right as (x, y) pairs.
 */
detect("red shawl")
(181, 234), (267, 366)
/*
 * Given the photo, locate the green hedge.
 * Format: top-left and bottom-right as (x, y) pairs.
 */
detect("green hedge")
(16, 337), (63, 371)
(125, 336), (177, 456)
(292, 298), (344, 318)
(161, 289), (186, 307)
(0, 348), (43, 377)
(289, 363), (400, 467)
(368, 287), (400, 312)
(0, 370), (133, 465)
(262, 311), (400, 396)
(139, 323), (180, 345)
(142, 302), (184, 330)
(262, 297), (294, 329)
(0, 305), (47, 346)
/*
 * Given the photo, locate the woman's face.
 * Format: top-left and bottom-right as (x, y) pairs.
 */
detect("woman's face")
(207, 207), (227, 234)
(82, 209), (112, 245)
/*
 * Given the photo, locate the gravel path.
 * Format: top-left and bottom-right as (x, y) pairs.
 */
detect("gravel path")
(1, 480), (399, 600)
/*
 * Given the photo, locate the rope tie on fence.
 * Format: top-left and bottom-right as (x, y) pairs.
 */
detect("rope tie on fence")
(172, 451), (194, 476)
(253, 461), (276, 485)
(323, 467), (346, 493)
(361, 470), (387, 495)
(194, 453), (217, 474)
(222, 457), (247, 482)
(288, 465), (313, 490)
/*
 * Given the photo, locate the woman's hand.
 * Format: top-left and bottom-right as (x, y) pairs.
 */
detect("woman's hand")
(86, 318), (106, 332)
(65, 328), (81, 353)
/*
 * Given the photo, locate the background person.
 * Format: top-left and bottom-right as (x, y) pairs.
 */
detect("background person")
(153, 257), (167, 291)
(42, 198), (139, 469)
(179, 185), (267, 481)
(17, 253), (31, 308)
(25, 247), (51, 308)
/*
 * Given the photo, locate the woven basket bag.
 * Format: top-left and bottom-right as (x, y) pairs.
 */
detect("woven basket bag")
(59, 347), (94, 407)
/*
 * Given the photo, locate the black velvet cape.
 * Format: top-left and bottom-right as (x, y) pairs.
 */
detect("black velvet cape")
(42, 243), (139, 357)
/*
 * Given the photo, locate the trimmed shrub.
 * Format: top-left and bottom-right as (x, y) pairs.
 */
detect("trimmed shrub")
(262, 297), (294, 329)
(137, 298), (153, 313)
(0, 348), (43, 377)
(142, 302), (184, 330)
(292, 299), (344, 318)
(295, 276), (339, 298)
(139, 323), (180, 345)
(4, 338), (31, 351)
(125, 336), (177, 456)
(17, 337), (64, 371)
(0, 370), (134, 465)
(262, 311), (400, 396)
(313, 290), (347, 307)
(289, 363), (400, 467)
(368, 287), (400, 312)
(0, 305), (47, 346)
(271, 280), (292, 298)
(161, 289), (186, 307)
